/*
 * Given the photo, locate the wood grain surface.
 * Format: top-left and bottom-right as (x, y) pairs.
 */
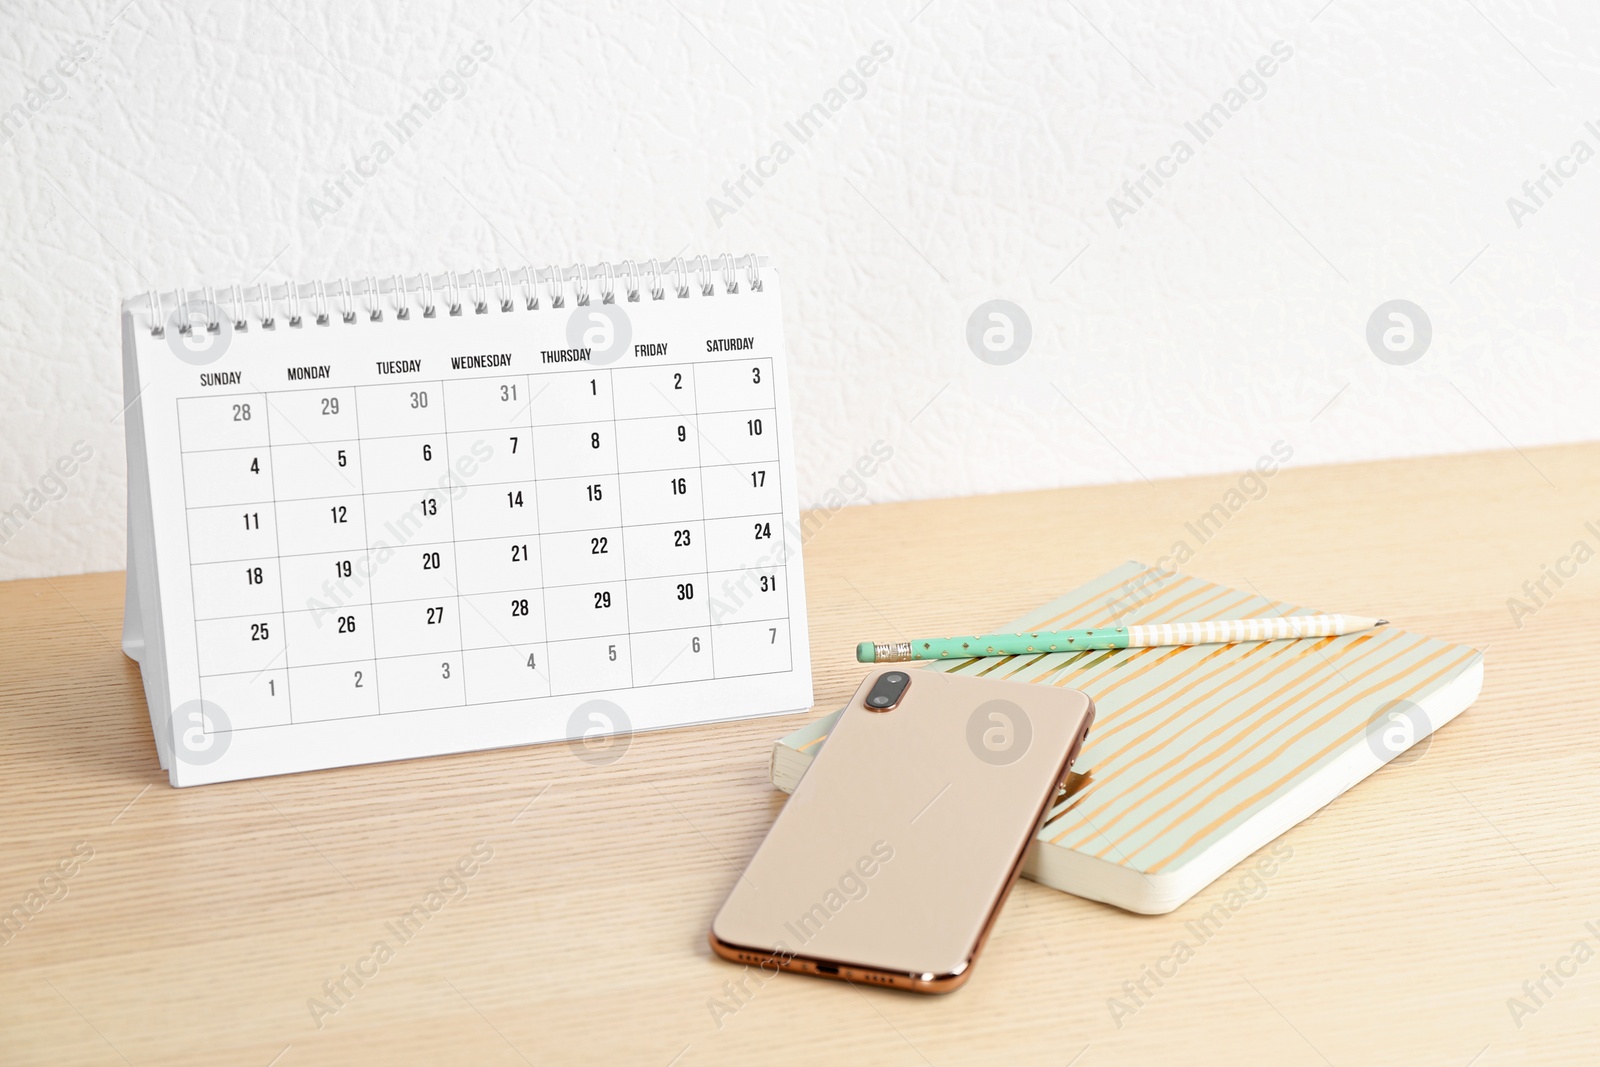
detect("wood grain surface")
(3, 443), (1599, 1065)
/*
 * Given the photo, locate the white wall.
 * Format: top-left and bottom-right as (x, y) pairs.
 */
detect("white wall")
(2, 0), (1597, 580)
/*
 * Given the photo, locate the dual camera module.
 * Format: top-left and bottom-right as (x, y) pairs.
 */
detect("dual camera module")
(865, 671), (909, 711)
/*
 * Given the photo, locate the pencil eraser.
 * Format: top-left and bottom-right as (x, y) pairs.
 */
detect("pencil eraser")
(855, 642), (875, 663)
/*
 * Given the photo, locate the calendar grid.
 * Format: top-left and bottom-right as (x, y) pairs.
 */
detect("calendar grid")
(436, 379), (468, 701)
(183, 569), (786, 622)
(171, 509), (784, 569)
(177, 658), (790, 735)
(176, 358), (793, 731)
(188, 614), (784, 676)
(347, 386), (381, 717)
(525, 379), (555, 699)
(173, 412), (784, 449)
(688, 364), (718, 675)
(176, 396), (221, 738)
(260, 389), (294, 718)
(761, 365), (787, 677)
(605, 365), (637, 690)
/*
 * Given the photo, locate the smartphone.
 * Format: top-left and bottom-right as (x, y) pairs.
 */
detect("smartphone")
(709, 667), (1094, 993)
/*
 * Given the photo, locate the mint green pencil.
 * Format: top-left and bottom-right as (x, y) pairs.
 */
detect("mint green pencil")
(856, 614), (1387, 663)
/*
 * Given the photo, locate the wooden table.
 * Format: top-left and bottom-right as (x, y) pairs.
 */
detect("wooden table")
(4, 443), (1598, 1065)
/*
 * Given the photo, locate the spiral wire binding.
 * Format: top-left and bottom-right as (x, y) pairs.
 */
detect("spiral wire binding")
(419, 273), (437, 319)
(310, 280), (330, 326)
(520, 266), (539, 312)
(339, 280), (358, 324)
(202, 286), (221, 333)
(257, 282), (275, 330)
(136, 256), (766, 337)
(470, 269), (489, 315)
(445, 271), (463, 317)
(495, 268), (514, 314)
(572, 263), (591, 307)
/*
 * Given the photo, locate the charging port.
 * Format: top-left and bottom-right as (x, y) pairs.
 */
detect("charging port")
(815, 963), (840, 975)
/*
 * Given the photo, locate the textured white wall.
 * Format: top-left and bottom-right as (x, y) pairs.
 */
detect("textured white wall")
(2, 0), (1597, 580)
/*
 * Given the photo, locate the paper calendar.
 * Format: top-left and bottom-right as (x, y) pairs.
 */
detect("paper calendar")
(120, 256), (812, 785)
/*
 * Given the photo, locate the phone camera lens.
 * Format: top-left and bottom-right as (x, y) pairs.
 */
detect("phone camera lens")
(864, 670), (910, 712)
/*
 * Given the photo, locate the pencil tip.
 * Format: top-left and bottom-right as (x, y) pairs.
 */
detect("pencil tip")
(1375, 619), (1390, 627)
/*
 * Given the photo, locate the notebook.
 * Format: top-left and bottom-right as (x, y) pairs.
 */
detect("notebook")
(771, 563), (1483, 914)
(120, 255), (813, 786)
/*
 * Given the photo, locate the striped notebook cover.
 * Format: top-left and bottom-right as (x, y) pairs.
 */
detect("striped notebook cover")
(772, 562), (1484, 914)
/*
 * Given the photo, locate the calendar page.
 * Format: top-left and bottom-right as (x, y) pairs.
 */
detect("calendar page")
(123, 263), (811, 785)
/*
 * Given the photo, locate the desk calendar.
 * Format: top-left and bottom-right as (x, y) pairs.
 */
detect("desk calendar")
(120, 256), (812, 785)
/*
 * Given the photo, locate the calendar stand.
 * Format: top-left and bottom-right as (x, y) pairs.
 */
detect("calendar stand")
(121, 257), (812, 785)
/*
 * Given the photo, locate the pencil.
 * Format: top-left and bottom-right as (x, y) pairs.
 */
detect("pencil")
(856, 615), (1389, 663)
